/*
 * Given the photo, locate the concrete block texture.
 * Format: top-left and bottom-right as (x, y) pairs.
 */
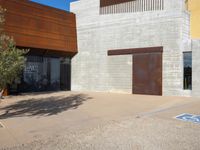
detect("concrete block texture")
(192, 40), (200, 97)
(71, 0), (192, 96)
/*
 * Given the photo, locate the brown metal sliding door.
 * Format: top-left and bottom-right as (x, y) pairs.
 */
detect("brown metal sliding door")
(132, 52), (162, 95)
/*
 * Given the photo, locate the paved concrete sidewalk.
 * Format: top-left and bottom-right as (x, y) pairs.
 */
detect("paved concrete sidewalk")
(0, 91), (200, 150)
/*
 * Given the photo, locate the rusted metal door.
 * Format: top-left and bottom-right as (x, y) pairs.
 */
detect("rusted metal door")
(132, 52), (162, 95)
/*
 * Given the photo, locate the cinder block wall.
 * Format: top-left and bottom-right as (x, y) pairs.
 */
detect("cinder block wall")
(71, 0), (191, 96)
(192, 40), (200, 97)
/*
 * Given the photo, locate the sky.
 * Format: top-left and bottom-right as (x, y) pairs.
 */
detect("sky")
(30, 0), (77, 11)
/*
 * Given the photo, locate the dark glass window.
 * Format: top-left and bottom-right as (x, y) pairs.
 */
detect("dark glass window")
(183, 52), (192, 90)
(9, 55), (71, 94)
(50, 58), (61, 90)
(21, 56), (61, 92)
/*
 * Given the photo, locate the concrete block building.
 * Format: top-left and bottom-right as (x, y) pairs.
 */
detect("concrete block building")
(71, 0), (200, 96)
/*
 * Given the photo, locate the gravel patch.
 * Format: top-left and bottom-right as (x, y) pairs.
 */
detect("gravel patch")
(1, 116), (200, 150)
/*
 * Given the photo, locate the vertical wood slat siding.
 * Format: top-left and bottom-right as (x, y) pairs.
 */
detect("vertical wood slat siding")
(100, 0), (164, 14)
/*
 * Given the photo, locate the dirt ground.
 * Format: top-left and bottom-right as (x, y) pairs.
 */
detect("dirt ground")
(0, 91), (200, 150)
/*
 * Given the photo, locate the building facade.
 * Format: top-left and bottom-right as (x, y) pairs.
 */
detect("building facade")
(186, 0), (200, 38)
(0, 0), (77, 94)
(71, 0), (200, 96)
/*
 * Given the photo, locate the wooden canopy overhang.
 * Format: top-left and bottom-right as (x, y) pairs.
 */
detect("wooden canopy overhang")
(0, 0), (77, 56)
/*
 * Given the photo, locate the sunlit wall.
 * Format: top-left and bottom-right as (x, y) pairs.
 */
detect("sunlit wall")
(186, 0), (200, 39)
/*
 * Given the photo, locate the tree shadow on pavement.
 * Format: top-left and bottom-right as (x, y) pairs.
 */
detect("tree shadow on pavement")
(0, 94), (92, 119)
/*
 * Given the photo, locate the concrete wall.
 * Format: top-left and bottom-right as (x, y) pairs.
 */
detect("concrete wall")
(71, 0), (192, 96)
(192, 40), (200, 97)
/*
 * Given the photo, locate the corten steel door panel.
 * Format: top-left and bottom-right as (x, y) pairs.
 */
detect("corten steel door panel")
(132, 52), (162, 95)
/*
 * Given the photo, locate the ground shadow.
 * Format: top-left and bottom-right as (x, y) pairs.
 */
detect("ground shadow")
(0, 94), (92, 119)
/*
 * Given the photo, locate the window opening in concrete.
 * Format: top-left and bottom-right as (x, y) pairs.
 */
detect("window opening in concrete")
(100, 0), (164, 14)
(183, 52), (192, 90)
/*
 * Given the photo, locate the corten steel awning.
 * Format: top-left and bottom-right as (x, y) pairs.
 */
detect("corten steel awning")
(108, 47), (163, 55)
(0, 0), (78, 56)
